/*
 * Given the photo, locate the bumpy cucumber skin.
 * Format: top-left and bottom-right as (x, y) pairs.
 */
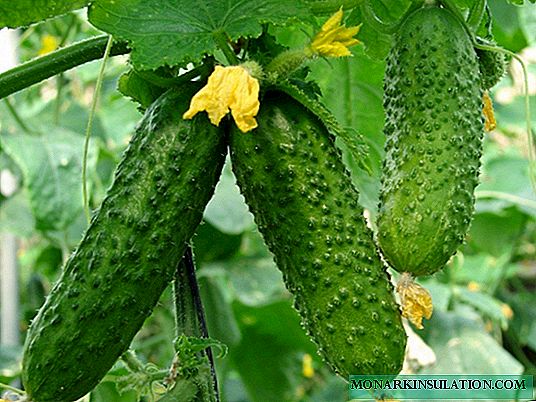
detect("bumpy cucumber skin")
(377, 6), (484, 277)
(22, 89), (227, 402)
(230, 92), (406, 377)
(476, 47), (506, 90)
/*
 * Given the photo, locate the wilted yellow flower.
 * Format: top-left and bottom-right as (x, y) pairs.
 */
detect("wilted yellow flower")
(397, 273), (433, 330)
(183, 65), (260, 133)
(38, 34), (59, 55)
(309, 8), (360, 57)
(302, 353), (314, 378)
(483, 91), (497, 132)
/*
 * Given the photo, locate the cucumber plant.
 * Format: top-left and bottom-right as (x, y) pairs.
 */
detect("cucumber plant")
(0, 0), (533, 400)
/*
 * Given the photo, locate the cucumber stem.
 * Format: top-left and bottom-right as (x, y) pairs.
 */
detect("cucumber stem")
(467, 0), (486, 32)
(213, 31), (239, 65)
(0, 35), (129, 100)
(173, 246), (220, 402)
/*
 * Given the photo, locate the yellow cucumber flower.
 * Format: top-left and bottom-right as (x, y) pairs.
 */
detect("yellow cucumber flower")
(397, 273), (433, 330)
(183, 65), (260, 133)
(309, 8), (361, 57)
(38, 34), (59, 55)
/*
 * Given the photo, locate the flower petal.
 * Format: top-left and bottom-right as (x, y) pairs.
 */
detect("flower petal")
(397, 273), (433, 330)
(309, 9), (360, 58)
(183, 65), (260, 133)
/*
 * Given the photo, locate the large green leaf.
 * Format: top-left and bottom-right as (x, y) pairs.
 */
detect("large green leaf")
(88, 0), (312, 69)
(0, 190), (35, 237)
(0, 128), (97, 232)
(488, 0), (529, 51)
(193, 221), (243, 263)
(420, 308), (523, 374)
(0, 0), (89, 28)
(467, 208), (526, 257)
(198, 274), (242, 348)
(476, 154), (536, 217)
(519, 4), (536, 43)
(448, 253), (520, 288)
(499, 289), (536, 350)
(231, 300), (317, 402)
(201, 257), (286, 307)
(455, 287), (510, 329)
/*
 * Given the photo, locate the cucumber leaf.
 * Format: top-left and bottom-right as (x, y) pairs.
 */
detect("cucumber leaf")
(0, 0), (89, 28)
(0, 128), (97, 232)
(420, 308), (523, 374)
(88, 0), (312, 69)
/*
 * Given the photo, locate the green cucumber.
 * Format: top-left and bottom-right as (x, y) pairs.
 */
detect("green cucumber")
(476, 45), (506, 90)
(377, 5), (484, 277)
(22, 87), (227, 402)
(229, 91), (406, 377)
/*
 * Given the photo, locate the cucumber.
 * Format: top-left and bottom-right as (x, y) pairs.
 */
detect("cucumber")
(229, 91), (406, 377)
(22, 87), (227, 402)
(377, 5), (484, 277)
(476, 44), (506, 90)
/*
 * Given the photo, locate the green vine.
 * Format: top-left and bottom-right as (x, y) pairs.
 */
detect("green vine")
(3, 98), (36, 135)
(0, 35), (129, 100)
(467, 0), (486, 31)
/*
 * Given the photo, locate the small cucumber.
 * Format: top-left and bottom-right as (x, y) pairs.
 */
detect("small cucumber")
(230, 91), (406, 377)
(476, 45), (506, 90)
(22, 87), (227, 402)
(377, 6), (484, 277)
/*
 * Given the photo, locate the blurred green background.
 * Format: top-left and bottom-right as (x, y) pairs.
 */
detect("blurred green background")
(0, 1), (535, 401)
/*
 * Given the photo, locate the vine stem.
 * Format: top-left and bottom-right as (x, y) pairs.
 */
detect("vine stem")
(3, 98), (35, 134)
(466, 0), (486, 31)
(174, 246), (220, 402)
(0, 381), (25, 395)
(213, 31), (238, 65)
(121, 350), (145, 373)
(0, 35), (129, 100)
(82, 35), (114, 224)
